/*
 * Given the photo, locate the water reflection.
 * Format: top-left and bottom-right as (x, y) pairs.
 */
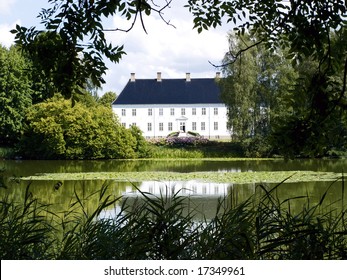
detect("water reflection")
(2, 159), (347, 221)
(99, 180), (257, 220)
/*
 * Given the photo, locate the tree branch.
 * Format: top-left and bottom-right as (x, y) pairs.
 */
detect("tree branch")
(103, 0), (175, 33)
(209, 39), (264, 68)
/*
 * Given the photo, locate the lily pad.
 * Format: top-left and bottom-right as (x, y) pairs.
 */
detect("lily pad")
(20, 170), (343, 184)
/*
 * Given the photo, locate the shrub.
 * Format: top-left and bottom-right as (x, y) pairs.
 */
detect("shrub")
(18, 96), (147, 159)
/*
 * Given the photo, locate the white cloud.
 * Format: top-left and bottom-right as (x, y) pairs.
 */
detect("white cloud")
(0, 21), (20, 47)
(102, 3), (231, 94)
(0, 0), (16, 15)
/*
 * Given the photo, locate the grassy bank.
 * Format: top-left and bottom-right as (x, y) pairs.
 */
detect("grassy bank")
(147, 141), (244, 158)
(1, 178), (346, 260)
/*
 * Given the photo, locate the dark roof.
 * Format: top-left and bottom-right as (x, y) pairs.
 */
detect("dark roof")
(113, 78), (222, 105)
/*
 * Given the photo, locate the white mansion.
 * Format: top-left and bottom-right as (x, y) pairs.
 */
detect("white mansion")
(112, 72), (231, 139)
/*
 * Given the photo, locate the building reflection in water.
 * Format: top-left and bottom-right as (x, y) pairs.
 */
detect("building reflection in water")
(101, 180), (256, 221)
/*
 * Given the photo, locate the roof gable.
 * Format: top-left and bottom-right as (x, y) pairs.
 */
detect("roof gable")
(113, 77), (223, 105)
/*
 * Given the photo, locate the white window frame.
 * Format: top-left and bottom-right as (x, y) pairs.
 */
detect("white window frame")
(201, 122), (205, 131)
(214, 122), (218, 130)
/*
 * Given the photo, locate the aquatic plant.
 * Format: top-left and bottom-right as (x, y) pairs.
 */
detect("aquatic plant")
(1, 177), (347, 260)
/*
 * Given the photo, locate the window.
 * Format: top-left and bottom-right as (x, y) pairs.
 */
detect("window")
(132, 109), (136, 116)
(202, 108), (206, 115)
(192, 122), (197, 131)
(147, 123), (152, 131)
(168, 122), (173, 131)
(148, 108), (152, 116)
(214, 108), (218, 115)
(170, 108), (175, 116)
(121, 123), (126, 127)
(121, 109), (126, 116)
(181, 108), (185, 115)
(192, 108), (196, 115)
(159, 123), (164, 131)
(132, 123), (136, 127)
(159, 108), (163, 116)
(201, 122), (205, 131)
(214, 122), (218, 131)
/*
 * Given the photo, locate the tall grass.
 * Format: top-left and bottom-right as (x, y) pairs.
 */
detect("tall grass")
(1, 176), (347, 259)
(147, 141), (244, 158)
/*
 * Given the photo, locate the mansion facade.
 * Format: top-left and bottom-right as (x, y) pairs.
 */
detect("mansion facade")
(112, 72), (231, 139)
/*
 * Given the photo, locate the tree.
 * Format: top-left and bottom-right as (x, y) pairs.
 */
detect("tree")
(0, 45), (33, 146)
(98, 91), (117, 107)
(19, 95), (147, 159)
(11, 0), (173, 101)
(220, 32), (297, 155)
(187, 0), (347, 157)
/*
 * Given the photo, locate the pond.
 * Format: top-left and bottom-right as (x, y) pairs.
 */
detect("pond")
(1, 158), (346, 219)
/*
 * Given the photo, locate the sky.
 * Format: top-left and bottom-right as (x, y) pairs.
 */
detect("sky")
(0, 0), (232, 95)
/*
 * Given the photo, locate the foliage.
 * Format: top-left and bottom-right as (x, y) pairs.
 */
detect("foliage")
(0, 186), (54, 259)
(220, 32), (295, 156)
(151, 136), (209, 146)
(0, 45), (33, 146)
(11, 0), (172, 101)
(186, 0), (346, 63)
(148, 140), (243, 158)
(187, 1), (347, 157)
(0, 147), (16, 160)
(1, 177), (347, 260)
(129, 125), (151, 158)
(18, 95), (148, 159)
(97, 91), (117, 107)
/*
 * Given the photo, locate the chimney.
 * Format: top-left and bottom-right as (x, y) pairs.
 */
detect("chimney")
(157, 72), (162, 82)
(215, 72), (221, 80)
(186, 73), (191, 82)
(130, 73), (136, 82)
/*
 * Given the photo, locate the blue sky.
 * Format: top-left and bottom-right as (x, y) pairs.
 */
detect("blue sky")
(0, 0), (231, 95)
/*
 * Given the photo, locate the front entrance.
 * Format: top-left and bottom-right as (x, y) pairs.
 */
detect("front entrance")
(180, 122), (186, 132)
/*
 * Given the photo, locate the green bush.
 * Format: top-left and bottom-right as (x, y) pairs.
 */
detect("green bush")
(18, 96), (147, 159)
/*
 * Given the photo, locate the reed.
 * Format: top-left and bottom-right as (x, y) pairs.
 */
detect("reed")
(1, 176), (346, 260)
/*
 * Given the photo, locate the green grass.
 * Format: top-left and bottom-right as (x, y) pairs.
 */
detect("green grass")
(1, 176), (347, 260)
(147, 141), (244, 158)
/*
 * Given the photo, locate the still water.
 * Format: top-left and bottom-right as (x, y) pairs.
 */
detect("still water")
(1, 158), (347, 218)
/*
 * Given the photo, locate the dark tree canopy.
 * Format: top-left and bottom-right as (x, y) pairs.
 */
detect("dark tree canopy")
(187, 0), (346, 61)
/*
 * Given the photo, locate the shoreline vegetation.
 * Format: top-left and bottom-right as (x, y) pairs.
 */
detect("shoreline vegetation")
(2, 140), (347, 161)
